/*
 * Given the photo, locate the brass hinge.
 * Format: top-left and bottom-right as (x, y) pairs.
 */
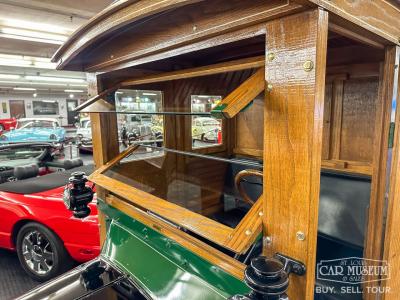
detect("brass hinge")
(389, 122), (395, 148)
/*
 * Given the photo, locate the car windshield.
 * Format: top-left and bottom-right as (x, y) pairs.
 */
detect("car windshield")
(17, 120), (56, 129)
(0, 145), (48, 161)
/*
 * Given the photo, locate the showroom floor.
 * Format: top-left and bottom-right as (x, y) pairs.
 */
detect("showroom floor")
(0, 150), (93, 299)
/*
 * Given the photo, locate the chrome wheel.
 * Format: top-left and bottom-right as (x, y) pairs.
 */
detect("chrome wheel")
(22, 230), (54, 275)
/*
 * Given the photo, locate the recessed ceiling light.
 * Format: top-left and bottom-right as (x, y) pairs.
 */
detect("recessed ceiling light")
(69, 94), (74, 98)
(1, 28), (68, 42)
(0, 18), (71, 35)
(0, 74), (20, 79)
(142, 92), (158, 96)
(14, 87), (36, 91)
(33, 93), (37, 98)
(64, 89), (84, 93)
(25, 76), (85, 83)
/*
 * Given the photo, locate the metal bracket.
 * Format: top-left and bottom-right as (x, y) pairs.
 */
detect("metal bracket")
(274, 253), (306, 276)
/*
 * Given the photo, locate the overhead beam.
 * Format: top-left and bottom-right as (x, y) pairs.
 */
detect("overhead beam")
(120, 56), (265, 87)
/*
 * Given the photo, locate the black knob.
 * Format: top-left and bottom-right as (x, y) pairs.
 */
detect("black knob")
(245, 256), (289, 298)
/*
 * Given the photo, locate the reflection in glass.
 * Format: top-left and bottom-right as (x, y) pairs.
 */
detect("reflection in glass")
(191, 95), (222, 149)
(115, 90), (164, 148)
(104, 146), (262, 229)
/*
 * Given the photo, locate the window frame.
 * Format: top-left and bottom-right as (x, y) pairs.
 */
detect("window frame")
(89, 145), (262, 254)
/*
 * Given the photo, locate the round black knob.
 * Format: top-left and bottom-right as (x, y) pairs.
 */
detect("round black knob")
(244, 256), (289, 298)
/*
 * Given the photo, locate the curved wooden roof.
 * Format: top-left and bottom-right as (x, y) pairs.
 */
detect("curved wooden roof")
(53, 0), (400, 72)
(52, 0), (200, 70)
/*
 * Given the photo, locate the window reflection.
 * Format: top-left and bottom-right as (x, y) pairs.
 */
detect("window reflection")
(115, 90), (164, 149)
(191, 95), (222, 149)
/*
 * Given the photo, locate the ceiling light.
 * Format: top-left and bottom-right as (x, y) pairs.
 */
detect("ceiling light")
(0, 58), (31, 67)
(0, 33), (64, 45)
(142, 92), (158, 96)
(0, 74), (20, 79)
(69, 94), (74, 98)
(14, 87), (36, 91)
(25, 76), (85, 83)
(42, 100), (56, 103)
(0, 18), (70, 35)
(69, 84), (88, 87)
(1, 28), (68, 42)
(64, 89), (84, 93)
(33, 93), (37, 98)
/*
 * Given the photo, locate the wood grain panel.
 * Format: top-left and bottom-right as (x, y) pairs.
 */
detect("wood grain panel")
(84, 0), (303, 72)
(306, 0), (400, 44)
(235, 97), (264, 158)
(340, 78), (379, 162)
(321, 82), (332, 160)
(263, 9), (328, 299)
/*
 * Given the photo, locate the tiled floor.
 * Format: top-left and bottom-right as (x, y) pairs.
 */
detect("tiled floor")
(0, 249), (39, 300)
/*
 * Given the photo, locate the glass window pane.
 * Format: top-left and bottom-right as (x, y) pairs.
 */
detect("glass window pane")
(104, 146), (262, 229)
(191, 95), (222, 149)
(115, 90), (164, 152)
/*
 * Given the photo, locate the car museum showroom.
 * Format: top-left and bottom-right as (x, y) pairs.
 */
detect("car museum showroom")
(0, 1), (399, 300)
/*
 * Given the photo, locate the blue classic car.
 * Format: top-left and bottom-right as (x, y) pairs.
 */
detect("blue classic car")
(0, 118), (66, 143)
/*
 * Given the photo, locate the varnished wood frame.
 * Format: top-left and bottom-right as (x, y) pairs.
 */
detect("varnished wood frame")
(263, 9), (328, 299)
(89, 145), (263, 254)
(105, 194), (247, 280)
(382, 47), (400, 299)
(364, 46), (400, 299)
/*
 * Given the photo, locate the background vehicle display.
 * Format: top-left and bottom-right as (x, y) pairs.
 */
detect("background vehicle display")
(192, 117), (221, 142)
(0, 118), (66, 143)
(0, 118), (17, 133)
(75, 118), (91, 141)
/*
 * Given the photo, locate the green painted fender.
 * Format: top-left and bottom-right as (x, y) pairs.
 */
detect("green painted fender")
(99, 201), (249, 299)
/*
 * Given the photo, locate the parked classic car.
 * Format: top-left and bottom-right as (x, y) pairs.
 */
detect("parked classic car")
(0, 143), (99, 281)
(0, 117), (17, 132)
(192, 117), (221, 142)
(0, 118), (66, 143)
(75, 117), (91, 140)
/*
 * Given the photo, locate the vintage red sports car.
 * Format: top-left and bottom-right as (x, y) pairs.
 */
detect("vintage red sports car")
(0, 117), (17, 132)
(0, 143), (100, 281)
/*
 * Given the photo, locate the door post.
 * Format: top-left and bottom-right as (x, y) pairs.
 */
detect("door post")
(263, 9), (328, 299)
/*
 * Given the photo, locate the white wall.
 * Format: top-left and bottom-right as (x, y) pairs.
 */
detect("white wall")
(0, 94), (72, 126)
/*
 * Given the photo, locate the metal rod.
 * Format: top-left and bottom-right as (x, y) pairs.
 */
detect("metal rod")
(79, 111), (212, 116)
(134, 144), (263, 168)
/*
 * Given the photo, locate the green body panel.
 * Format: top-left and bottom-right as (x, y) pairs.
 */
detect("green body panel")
(99, 201), (249, 299)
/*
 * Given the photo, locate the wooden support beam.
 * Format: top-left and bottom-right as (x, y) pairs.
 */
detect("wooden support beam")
(120, 56), (265, 87)
(382, 48), (400, 298)
(212, 68), (265, 118)
(263, 9), (328, 299)
(364, 46), (399, 300)
(74, 85), (120, 112)
(329, 79), (344, 159)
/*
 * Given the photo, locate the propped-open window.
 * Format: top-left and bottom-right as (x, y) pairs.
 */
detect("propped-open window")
(90, 144), (263, 254)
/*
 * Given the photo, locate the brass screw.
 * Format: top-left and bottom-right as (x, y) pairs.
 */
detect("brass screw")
(296, 231), (306, 241)
(258, 211), (263, 217)
(303, 60), (314, 72)
(193, 25), (197, 32)
(267, 83), (273, 91)
(267, 52), (275, 62)
(264, 236), (272, 245)
(245, 229), (252, 236)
